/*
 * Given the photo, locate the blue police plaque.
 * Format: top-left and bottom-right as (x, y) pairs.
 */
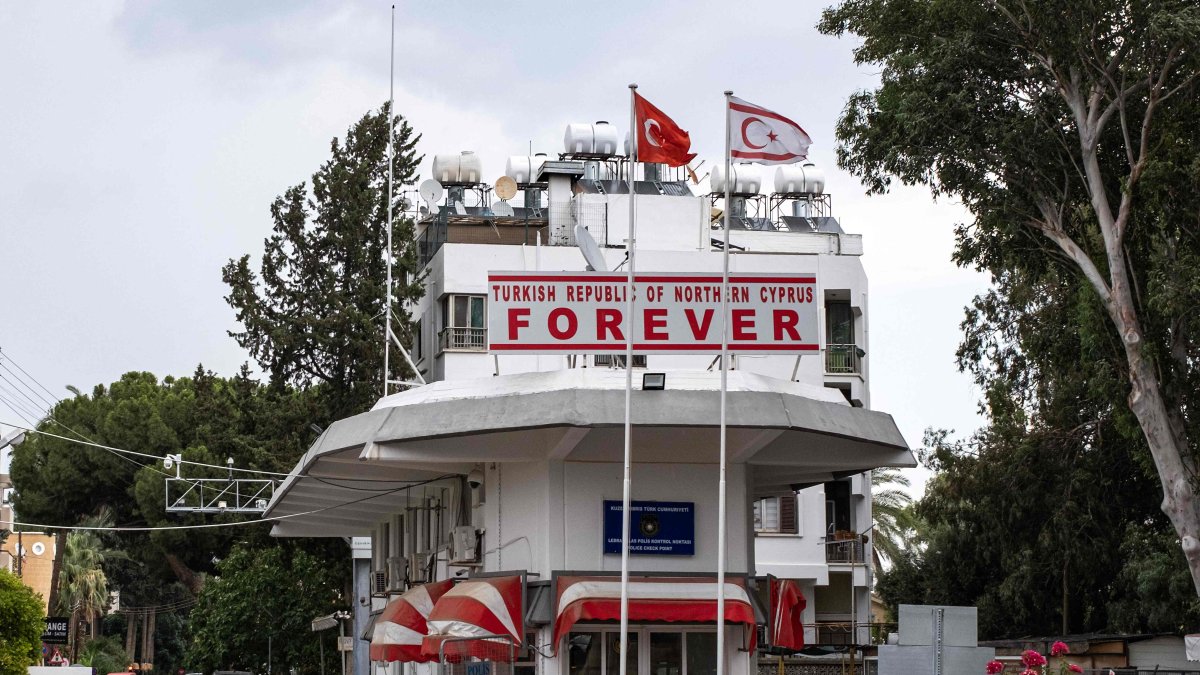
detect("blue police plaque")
(603, 500), (695, 556)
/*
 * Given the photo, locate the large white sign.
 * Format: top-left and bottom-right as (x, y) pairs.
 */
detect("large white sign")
(487, 271), (818, 354)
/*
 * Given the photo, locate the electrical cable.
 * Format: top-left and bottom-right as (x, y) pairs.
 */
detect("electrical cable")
(0, 421), (454, 484)
(0, 473), (459, 532)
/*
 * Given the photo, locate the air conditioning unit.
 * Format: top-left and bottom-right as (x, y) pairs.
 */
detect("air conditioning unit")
(372, 570), (388, 596)
(407, 552), (428, 584)
(450, 526), (477, 563)
(386, 557), (406, 591)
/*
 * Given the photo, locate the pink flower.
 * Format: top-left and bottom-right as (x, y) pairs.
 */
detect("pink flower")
(986, 660), (1004, 674)
(1021, 650), (1047, 667)
(1068, 665), (1083, 673)
(1020, 669), (1038, 675)
(1051, 641), (1070, 656)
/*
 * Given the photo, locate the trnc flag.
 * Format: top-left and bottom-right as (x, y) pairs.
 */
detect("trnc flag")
(633, 92), (697, 167)
(728, 96), (811, 164)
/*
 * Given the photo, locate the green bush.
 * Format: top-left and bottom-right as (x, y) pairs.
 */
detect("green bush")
(0, 568), (46, 675)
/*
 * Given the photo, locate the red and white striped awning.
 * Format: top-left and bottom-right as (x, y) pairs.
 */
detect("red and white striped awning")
(421, 575), (524, 662)
(370, 579), (455, 663)
(769, 578), (806, 651)
(552, 576), (758, 650)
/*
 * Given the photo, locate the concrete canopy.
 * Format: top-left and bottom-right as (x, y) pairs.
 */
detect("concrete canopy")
(265, 369), (913, 536)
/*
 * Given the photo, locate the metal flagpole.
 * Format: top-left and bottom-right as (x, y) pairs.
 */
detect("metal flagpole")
(383, 4), (396, 398)
(618, 82), (638, 675)
(717, 89), (734, 675)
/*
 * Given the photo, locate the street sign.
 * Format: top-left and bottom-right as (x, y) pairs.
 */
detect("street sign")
(42, 617), (69, 644)
(337, 636), (354, 652)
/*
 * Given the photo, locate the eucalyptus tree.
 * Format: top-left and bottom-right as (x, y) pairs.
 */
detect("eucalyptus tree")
(820, 0), (1200, 593)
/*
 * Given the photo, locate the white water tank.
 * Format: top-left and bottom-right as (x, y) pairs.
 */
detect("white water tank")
(432, 151), (483, 184)
(505, 155), (548, 184)
(711, 164), (762, 195)
(774, 162), (825, 194)
(564, 122), (620, 156)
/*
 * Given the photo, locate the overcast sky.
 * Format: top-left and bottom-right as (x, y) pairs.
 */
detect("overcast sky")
(0, 1), (989, 493)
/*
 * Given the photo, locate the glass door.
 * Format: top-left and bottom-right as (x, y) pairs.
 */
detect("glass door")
(648, 633), (682, 675)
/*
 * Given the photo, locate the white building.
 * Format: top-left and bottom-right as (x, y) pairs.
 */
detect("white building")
(265, 124), (913, 675)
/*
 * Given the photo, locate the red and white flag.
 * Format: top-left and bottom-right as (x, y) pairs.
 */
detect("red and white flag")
(728, 96), (811, 165)
(633, 92), (697, 167)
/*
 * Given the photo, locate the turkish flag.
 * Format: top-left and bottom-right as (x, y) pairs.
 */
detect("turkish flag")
(633, 92), (697, 167)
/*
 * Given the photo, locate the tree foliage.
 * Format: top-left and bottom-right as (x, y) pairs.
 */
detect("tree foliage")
(819, 0), (1200, 592)
(76, 636), (132, 675)
(871, 468), (916, 567)
(222, 102), (425, 420)
(184, 543), (345, 675)
(0, 568), (45, 675)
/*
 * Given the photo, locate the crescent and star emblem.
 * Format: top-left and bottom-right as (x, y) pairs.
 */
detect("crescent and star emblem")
(643, 119), (663, 147)
(741, 117), (779, 149)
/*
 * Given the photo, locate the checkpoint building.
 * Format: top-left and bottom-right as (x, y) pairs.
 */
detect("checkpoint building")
(264, 122), (914, 675)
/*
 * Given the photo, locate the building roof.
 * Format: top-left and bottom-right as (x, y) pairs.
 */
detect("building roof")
(264, 369), (913, 537)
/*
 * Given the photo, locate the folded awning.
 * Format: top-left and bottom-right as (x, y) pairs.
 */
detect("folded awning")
(552, 576), (758, 651)
(421, 575), (524, 662)
(370, 579), (455, 663)
(769, 578), (806, 651)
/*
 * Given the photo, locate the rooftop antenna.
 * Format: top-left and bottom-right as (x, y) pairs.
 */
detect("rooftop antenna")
(383, 4), (396, 398)
(382, 5), (426, 396)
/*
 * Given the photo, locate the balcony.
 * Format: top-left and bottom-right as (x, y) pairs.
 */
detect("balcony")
(439, 327), (487, 352)
(812, 621), (896, 647)
(825, 537), (865, 564)
(825, 344), (862, 374)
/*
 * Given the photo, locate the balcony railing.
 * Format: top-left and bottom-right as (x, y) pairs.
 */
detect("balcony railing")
(825, 538), (865, 563)
(439, 327), (487, 352)
(825, 344), (862, 374)
(812, 621), (896, 647)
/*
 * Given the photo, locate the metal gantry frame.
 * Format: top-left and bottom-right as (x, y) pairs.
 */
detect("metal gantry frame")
(164, 476), (276, 514)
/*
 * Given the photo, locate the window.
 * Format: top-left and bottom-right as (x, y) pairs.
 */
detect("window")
(567, 630), (714, 675)
(754, 494), (798, 534)
(593, 354), (647, 368)
(439, 294), (487, 351)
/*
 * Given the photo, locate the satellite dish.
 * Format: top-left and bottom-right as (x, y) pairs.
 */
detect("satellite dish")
(398, 196), (412, 212)
(419, 179), (443, 215)
(492, 201), (514, 217)
(574, 224), (607, 271)
(31, 542), (45, 556)
(419, 179), (444, 205)
(494, 176), (517, 201)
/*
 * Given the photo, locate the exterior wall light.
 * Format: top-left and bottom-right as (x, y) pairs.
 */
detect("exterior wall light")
(642, 373), (666, 390)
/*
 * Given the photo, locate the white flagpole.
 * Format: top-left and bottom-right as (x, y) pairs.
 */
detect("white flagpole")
(716, 89), (733, 675)
(383, 4), (396, 398)
(619, 82), (638, 675)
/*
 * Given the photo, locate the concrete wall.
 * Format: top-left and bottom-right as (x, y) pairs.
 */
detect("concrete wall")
(1129, 636), (1193, 670)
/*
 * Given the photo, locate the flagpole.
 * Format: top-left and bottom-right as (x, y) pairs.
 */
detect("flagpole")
(717, 89), (733, 675)
(618, 82), (638, 675)
(383, 4), (396, 398)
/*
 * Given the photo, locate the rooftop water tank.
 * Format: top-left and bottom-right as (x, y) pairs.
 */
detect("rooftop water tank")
(564, 122), (619, 156)
(710, 164), (762, 195)
(505, 155), (548, 184)
(432, 151), (483, 184)
(774, 162), (825, 194)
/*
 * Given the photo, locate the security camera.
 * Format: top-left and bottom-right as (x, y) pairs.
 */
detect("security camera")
(163, 456), (174, 470)
(467, 468), (484, 490)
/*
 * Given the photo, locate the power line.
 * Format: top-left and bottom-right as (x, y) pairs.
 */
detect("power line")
(1, 421), (446, 484)
(0, 348), (63, 405)
(0, 473), (457, 532)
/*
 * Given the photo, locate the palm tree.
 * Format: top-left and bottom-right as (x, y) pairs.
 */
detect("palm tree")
(57, 508), (119, 659)
(871, 468), (918, 568)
